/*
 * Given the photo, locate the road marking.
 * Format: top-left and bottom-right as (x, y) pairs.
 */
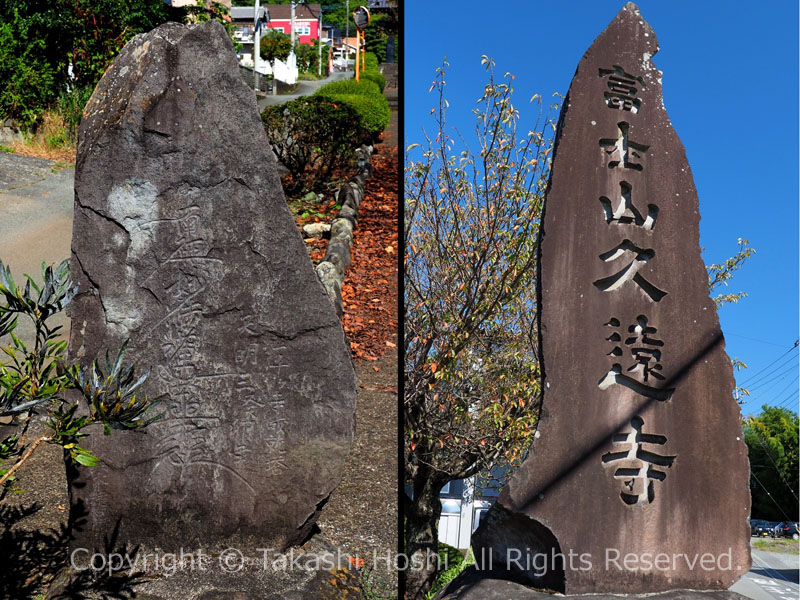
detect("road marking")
(751, 550), (799, 587)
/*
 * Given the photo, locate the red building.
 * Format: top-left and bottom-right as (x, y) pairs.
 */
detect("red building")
(230, 5), (322, 46)
(264, 4), (321, 44)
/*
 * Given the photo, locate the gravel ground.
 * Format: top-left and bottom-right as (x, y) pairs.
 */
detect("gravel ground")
(318, 353), (399, 598)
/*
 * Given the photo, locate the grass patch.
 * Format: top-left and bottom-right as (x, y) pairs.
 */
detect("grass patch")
(426, 544), (475, 599)
(0, 145), (16, 153)
(753, 538), (800, 554)
(8, 110), (76, 163)
(299, 71), (325, 81)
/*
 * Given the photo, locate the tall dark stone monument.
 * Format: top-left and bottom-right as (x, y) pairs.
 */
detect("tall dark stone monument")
(473, 3), (751, 593)
(68, 21), (357, 552)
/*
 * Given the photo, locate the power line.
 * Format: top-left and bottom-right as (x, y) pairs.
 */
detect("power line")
(775, 398), (798, 412)
(752, 375), (799, 408)
(775, 388), (799, 409)
(747, 362), (799, 393)
(769, 374), (800, 402)
(726, 333), (798, 348)
(740, 368), (798, 404)
(750, 471), (793, 521)
(738, 342), (798, 387)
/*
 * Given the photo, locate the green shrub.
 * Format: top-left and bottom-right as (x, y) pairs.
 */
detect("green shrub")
(261, 95), (369, 193)
(364, 51), (379, 72)
(316, 78), (381, 97)
(0, 259), (160, 495)
(364, 29), (387, 63)
(361, 69), (386, 93)
(426, 543), (474, 599)
(57, 85), (93, 142)
(314, 78), (390, 140)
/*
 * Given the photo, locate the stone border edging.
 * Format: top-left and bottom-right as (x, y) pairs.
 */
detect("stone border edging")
(315, 144), (374, 318)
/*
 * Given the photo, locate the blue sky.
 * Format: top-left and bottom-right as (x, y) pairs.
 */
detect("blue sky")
(404, 0), (799, 417)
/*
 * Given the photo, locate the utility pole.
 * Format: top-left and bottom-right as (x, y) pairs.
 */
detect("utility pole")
(345, 0), (349, 72)
(254, 0), (261, 92)
(290, 1), (296, 46)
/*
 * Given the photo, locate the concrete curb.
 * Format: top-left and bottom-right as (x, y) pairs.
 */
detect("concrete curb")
(315, 144), (374, 318)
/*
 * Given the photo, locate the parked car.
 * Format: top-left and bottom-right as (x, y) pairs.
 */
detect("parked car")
(771, 522), (786, 538)
(778, 522), (799, 540)
(750, 519), (775, 537)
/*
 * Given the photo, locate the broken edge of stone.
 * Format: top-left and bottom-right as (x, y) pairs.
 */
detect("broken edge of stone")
(316, 144), (374, 318)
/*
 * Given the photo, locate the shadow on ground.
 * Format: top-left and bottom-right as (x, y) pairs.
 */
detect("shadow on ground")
(0, 499), (145, 599)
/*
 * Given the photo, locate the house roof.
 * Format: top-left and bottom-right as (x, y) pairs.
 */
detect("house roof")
(230, 4), (322, 22)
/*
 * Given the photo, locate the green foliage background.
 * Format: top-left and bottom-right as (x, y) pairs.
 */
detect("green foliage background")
(0, 0), (185, 129)
(744, 405), (799, 521)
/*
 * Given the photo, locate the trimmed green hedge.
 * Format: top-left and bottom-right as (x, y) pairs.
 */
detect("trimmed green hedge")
(361, 69), (385, 93)
(364, 51), (379, 72)
(261, 95), (368, 193)
(313, 77), (390, 139)
(315, 78), (380, 96)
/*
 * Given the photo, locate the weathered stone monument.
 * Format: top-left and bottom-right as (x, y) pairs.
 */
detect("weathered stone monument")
(67, 21), (357, 553)
(472, 3), (751, 594)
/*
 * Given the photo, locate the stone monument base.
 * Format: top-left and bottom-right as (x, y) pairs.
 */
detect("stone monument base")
(435, 568), (750, 600)
(47, 537), (364, 600)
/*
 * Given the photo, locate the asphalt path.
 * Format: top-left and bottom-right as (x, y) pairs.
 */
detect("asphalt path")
(730, 543), (799, 600)
(0, 152), (74, 341)
(257, 69), (351, 109)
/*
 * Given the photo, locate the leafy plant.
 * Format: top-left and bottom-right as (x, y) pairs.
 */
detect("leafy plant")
(744, 405), (799, 521)
(364, 28), (388, 64)
(295, 39), (326, 76)
(262, 95), (369, 193)
(314, 78), (390, 140)
(361, 69), (386, 93)
(57, 85), (93, 142)
(363, 51), (379, 72)
(0, 7), (60, 130)
(706, 237), (755, 307)
(426, 544), (474, 599)
(404, 57), (558, 598)
(260, 28), (293, 66)
(0, 0), (190, 132)
(0, 259), (160, 496)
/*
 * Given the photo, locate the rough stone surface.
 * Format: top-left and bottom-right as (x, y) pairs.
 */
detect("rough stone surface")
(315, 261), (343, 318)
(436, 568), (752, 600)
(302, 222), (331, 239)
(67, 21), (356, 553)
(473, 3), (750, 593)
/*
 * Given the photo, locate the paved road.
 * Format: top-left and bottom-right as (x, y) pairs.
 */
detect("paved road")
(730, 545), (799, 600)
(0, 153), (74, 269)
(0, 152), (74, 341)
(257, 69), (350, 109)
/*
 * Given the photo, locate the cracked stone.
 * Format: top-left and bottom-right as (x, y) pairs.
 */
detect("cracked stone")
(67, 21), (357, 554)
